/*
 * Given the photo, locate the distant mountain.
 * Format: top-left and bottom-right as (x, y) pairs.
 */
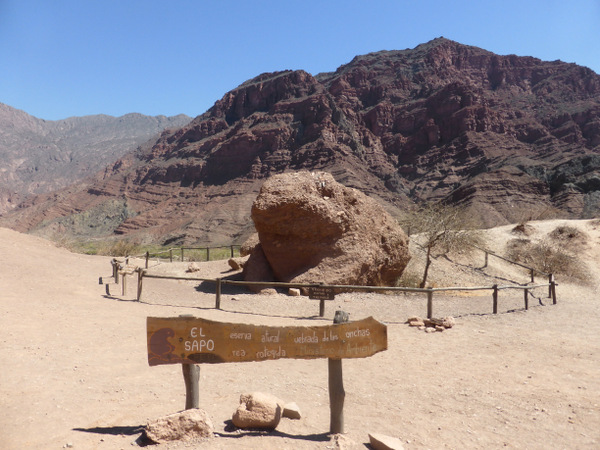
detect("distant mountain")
(0, 103), (191, 214)
(2, 38), (599, 245)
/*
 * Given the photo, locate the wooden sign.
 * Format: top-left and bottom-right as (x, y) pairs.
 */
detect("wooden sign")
(309, 286), (336, 300)
(147, 316), (387, 366)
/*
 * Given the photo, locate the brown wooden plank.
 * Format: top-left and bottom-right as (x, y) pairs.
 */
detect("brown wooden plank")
(147, 316), (387, 366)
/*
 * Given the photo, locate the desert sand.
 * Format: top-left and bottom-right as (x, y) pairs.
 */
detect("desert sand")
(1, 220), (599, 449)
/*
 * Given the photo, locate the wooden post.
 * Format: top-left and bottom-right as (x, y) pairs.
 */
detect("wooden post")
(121, 272), (126, 296)
(182, 364), (200, 409)
(179, 314), (200, 409)
(484, 251), (489, 268)
(145, 251), (149, 269)
(137, 269), (144, 301)
(530, 268), (535, 283)
(524, 288), (529, 310)
(493, 284), (498, 314)
(181, 247), (184, 262)
(548, 274), (553, 298)
(329, 310), (348, 434)
(215, 278), (222, 309)
(112, 259), (119, 283)
(206, 247), (210, 262)
(170, 249), (173, 263)
(551, 277), (557, 305)
(319, 299), (325, 317)
(230, 245), (234, 258)
(427, 289), (433, 319)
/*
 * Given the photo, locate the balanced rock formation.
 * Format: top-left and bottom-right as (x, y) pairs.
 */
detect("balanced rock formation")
(245, 171), (410, 286)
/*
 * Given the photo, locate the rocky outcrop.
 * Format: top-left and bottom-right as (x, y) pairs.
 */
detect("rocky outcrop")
(2, 38), (600, 244)
(246, 172), (411, 286)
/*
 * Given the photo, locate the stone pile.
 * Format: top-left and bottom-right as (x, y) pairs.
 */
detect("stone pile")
(407, 316), (455, 332)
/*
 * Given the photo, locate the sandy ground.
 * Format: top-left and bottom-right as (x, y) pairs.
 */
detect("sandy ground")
(1, 220), (599, 449)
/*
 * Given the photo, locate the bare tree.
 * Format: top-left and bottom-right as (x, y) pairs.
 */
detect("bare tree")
(402, 203), (485, 288)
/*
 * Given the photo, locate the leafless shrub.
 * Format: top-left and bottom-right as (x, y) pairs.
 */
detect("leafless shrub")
(401, 203), (487, 288)
(506, 238), (590, 283)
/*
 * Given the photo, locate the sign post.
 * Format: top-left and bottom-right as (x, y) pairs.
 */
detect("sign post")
(147, 314), (387, 427)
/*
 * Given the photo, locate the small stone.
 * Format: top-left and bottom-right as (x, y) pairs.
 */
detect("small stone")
(288, 288), (301, 297)
(442, 316), (455, 328)
(186, 262), (200, 273)
(282, 402), (301, 419)
(424, 327), (436, 333)
(369, 432), (405, 450)
(260, 288), (278, 296)
(435, 325), (445, 332)
(409, 319), (425, 327)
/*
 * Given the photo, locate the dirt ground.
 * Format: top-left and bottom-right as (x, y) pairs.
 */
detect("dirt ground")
(1, 220), (599, 449)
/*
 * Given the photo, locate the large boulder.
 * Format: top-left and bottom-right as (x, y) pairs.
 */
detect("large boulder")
(245, 171), (410, 286)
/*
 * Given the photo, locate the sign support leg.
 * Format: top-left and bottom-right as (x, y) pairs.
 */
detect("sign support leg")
(329, 310), (348, 434)
(182, 364), (200, 409)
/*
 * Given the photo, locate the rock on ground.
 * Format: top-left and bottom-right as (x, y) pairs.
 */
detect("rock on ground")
(144, 408), (213, 444)
(232, 392), (284, 429)
(369, 432), (405, 450)
(246, 171), (410, 286)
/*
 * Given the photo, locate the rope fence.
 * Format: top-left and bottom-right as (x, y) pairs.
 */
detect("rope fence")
(104, 243), (558, 319)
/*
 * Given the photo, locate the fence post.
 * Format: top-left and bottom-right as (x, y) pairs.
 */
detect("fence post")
(170, 248), (173, 263)
(548, 274), (553, 298)
(112, 259), (119, 283)
(484, 251), (489, 268)
(329, 310), (348, 434)
(137, 269), (144, 301)
(181, 247), (184, 262)
(230, 245), (234, 258)
(493, 284), (498, 314)
(215, 278), (222, 309)
(145, 251), (149, 269)
(524, 288), (529, 310)
(530, 268), (535, 283)
(206, 247), (210, 262)
(121, 272), (126, 296)
(551, 277), (557, 305)
(427, 289), (433, 319)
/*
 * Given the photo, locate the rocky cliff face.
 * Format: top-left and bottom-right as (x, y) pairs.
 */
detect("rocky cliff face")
(2, 38), (600, 244)
(0, 103), (191, 214)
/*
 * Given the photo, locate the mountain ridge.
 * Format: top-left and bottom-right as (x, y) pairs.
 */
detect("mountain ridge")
(0, 103), (191, 214)
(2, 38), (599, 245)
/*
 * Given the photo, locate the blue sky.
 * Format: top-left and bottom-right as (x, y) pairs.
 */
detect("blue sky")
(1, 0), (598, 121)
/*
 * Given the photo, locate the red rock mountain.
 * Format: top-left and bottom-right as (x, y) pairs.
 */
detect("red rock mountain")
(2, 38), (599, 245)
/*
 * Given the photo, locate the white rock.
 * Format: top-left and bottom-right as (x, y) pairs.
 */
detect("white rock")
(369, 432), (405, 450)
(288, 288), (301, 296)
(282, 401), (301, 419)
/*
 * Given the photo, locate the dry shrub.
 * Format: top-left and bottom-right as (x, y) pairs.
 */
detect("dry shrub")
(105, 240), (140, 257)
(548, 225), (588, 245)
(511, 223), (536, 236)
(506, 238), (590, 283)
